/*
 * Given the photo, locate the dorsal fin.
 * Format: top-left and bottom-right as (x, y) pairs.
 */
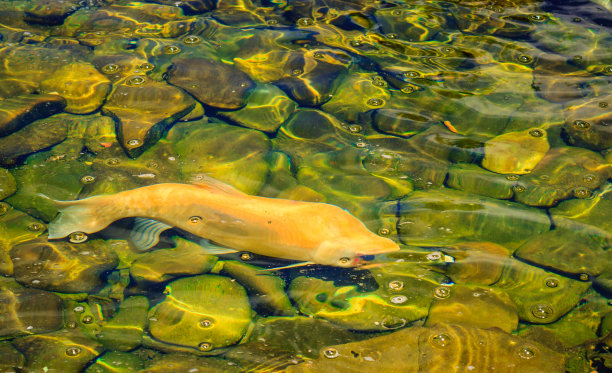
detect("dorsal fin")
(189, 174), (247, 196)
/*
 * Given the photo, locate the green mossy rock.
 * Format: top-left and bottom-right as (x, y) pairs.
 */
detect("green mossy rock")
(11, 238), (118, 293)
(397, 189), (550, 248)
(444, 242), (511, 285)
(492, 259), (591, 324)
(148, 274), (252, 351)
(515, 230), (607, 277)
(98, 296), (149, 351)
(447, 163), (514, 199)
(0, 93), (66, 136)
(0, 168), (16, 200)
(220, 260), (295, 316)
(84, 351), (144, 373)
(0, 203), (45, 276)
(0, 286), (63, 339)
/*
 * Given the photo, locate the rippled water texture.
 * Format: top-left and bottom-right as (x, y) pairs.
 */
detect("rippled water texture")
(0, 0), (611, 371)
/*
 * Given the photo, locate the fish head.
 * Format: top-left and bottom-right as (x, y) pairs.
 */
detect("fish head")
(313, 235), (401, 268)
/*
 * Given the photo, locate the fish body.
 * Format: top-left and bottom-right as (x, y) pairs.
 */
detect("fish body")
(47, 178), (400, 266)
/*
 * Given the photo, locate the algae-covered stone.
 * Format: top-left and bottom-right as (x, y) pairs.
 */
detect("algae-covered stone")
(564, 94), (612, 151)
(425, 284), (519, 333)
(397, 189), (550, 248)
(11, 238), (119, 293)
(0, 93), (66, 136)
(492, 259), (591, 324)
(84, 351), (144, 373)
(373, 107), (439, 138)
(217, 84), (296, 132)
(98, 296), (149, 351)
(167, 57), (255, 110)
(550, 189), (612, 246)
(12, 331), (103, 373)
(221, 260), (295, 316)
(417, 324), (564, 373)
(447, 163), (515, 199)
(289, 261), (442, 331)
(512, 147), (611, 207)
(0, 286), (63, 338)
(287, 324), (564, 373)
(0, 203), (45, 276)
(39, 62), (111, 114)
(444, 242), (511, 285)
(0, 341), (25, 372)
(6, 151), (90, 221)
(0, 168), (16, 199)
(515, 230), (606, 277)
(321, 72), (391, 123)
(148, 274), (252, 351)
(141, 353), (242, 373)
(171, 120), (270, 194)
(482, 128), (550, 174)
(243, 316), (364, 359)
(130, 236), (218, 283)
(0, 115), (69, 166)
(103, 77), (196, 158)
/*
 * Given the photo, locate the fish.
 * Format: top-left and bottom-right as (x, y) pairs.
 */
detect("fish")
(46, 176), (400, 267)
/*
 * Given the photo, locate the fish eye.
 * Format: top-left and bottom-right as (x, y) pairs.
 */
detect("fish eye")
(338, 257), (351, 265)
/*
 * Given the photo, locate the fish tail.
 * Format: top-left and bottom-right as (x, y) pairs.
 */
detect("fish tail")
(47, 195), (112, 239)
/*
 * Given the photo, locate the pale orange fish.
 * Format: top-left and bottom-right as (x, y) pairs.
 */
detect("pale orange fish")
(47, 176), (400, 267)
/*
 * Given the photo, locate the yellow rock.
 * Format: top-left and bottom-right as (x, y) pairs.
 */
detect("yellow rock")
(40, 62), (110, 114)
(482, 128), (549, 174)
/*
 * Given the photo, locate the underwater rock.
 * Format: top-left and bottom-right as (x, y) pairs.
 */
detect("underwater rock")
(130, 236), (218, 284)
(167, 57), (255, 110)
(148, 274), (252, 351)
(12, 330), (103, 373)
(171, 120), (270, 194)
(375, 3), (450, 42)
(515, 230), (606, 277)
(223, 342), (302, 372)
(140, 353), (242, 373)
(0, 203), (46, 276)
(58, 3), (197, 39)
(11, 237), (119, 293)
(372, 107), (439, 138)
(492, 259), (591, 324)
(511, 146), (610, 207)
(286, 323), (564, 372)
(0, 93), (65, 136)
(220, 260), (295, 316)
(481, 127), (550, 174)
(0, 286), (63, 338)
(397, 189), (550, 248)
(0, 341), (24, 372)
(550, 187), (612, 246)
(84, 351), (144, 373)
(444, 242), (511, 286)
(51, 113), (119, 157)
(0, 115), (69, 166)
(151, 0), (217, 14)
(321, 72), (391, 123)
(98, 296), (149, 351)
(289, 261), (442, 331)
(532, 53), (594, 103)
(425, 284), (519, 333)
(451, 4), (537, 38)
(22, 0), (80, 26)
(102, 77), (196, 158)
(39, 62), (111, 114)
(217, 84), (296, 132)
(6, 151), (90, 221)
(243, 316), (364, 359)
(446, 163), (515, 199)
(0, 167), (16, 199)
(564, 93), (612, 151)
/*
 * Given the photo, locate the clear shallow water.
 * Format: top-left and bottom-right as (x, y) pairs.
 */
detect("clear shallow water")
(0, 0), (611, 372)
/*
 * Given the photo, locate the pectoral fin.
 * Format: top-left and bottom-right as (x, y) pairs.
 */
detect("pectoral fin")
(131, 218), (172, 251)
(198, 239), (239, 255)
